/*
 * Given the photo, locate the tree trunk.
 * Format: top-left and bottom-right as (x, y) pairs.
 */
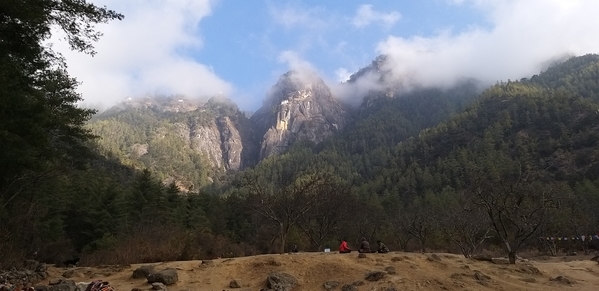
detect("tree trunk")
(508, 251), (516, 264)
(279, 231), (287, 254)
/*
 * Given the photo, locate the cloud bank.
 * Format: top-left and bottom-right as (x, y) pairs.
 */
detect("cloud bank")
(53, 0), (232, 110)
(375, 0), (599, 89)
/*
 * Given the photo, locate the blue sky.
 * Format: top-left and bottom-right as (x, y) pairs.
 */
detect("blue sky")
(56, 0), (599, 111)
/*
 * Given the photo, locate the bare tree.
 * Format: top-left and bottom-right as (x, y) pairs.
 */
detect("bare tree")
(404, 194), (438, 253)
(298, 184), (351, 251)
(438, 188), (491, 258)
(470, 167), (560, 264)
(243, 170), (337, 253)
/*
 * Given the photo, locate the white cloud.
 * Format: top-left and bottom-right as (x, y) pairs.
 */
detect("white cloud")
(53, 0), (232, 109)
(268, 4), (329, 30)
(352, 5), (401, 28)
(335, 68), (352, 82)
(276, 50), (325, 87)
(376, 0), (599, 89)
(278, 50), (316, 73)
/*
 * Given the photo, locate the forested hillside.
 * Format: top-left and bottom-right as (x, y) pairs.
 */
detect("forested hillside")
(225, 54), (599, 264)
(88, 96), (256, 190)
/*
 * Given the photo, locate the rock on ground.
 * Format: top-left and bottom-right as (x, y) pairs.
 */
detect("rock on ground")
(151, 282), (166, 291)
(132, 265), (155, 279)
(365, 271), (386, 281)
(323, 281), (340, 290)
(147, 269), (178, 285)
(229, 278), (242, 288)
(266, 272), (297, 291)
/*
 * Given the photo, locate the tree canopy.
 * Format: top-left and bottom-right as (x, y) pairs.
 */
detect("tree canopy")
(0, 0), (122, 266)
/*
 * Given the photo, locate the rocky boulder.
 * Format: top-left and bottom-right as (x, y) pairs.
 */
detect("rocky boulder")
(266, 272), (297, 291)
(147, 269), (178, 285)
(132, 265), (155, 279)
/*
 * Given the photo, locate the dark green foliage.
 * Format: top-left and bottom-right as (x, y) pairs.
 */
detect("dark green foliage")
(0, 0), (122, 267)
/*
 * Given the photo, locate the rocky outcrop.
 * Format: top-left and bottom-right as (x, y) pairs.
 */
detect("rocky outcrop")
(188, 114), (255, 171)
(252, 70), (349, 160)
(190, 120), (224, 169)
(0, 260), (47, 286)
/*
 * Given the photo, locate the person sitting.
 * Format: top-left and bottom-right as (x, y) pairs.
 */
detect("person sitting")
(376, 240), (390, 253)
(358, 237), (371, 253)
(339, 239), (352, 253)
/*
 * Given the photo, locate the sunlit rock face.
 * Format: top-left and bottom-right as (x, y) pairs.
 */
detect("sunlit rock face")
(251, 70), (350, 160)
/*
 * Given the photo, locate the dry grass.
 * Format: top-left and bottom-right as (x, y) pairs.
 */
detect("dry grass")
(81, 227), (259, 266)
(42, 251), (599, 291)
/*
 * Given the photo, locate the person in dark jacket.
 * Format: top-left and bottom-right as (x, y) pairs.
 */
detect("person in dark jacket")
(376, 240), (390, 253)
(358, 237), (371, 253)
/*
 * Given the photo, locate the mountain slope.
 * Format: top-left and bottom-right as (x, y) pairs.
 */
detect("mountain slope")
(88, 95), (257, 190)
(251, 70), (350, 160)
(364, 55), (599, 198)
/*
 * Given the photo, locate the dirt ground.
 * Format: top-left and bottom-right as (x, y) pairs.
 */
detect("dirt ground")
(44, 252), (599, 291)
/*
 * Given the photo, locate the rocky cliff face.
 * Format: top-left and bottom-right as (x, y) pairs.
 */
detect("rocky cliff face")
(90, 95), (258, 190)
(173, 97), (257, 171)
(91, 70), (353, 186)
(188, 114), (256, 171)
(251, 71), (350, 160)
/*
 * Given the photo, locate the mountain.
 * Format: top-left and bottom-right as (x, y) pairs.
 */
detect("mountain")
(87, 54), (599, 192)
(88, 95), (257, 190)
(251, 70), (350, 160)
(87, 60), (483, 189)
(12, 52), (599, 266)
(361, 54), (599, 198)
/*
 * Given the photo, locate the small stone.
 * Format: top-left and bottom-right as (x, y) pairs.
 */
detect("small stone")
(365, 271), (386, 281)
(474, 270), (491, 282)
(351, 281), (364, 286)
(229, 279), (242, 288)
(151, 282), (166, 291)
(385, 266), (396, 274)
(358, 253), (367, 259)
(341, 285), (357, 291)
(323, 281), (340, 290)
(551, 275), (576, 285)
(48, 279), (62, 285)
(390, 257), (403, 262)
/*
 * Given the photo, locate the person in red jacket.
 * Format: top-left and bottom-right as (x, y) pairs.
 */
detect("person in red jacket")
(339, 239), (351, 253)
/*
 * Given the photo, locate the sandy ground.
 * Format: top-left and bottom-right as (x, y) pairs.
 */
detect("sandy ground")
(44, 252), (599, 291)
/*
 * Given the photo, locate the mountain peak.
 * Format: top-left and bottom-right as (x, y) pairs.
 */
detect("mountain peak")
(251, 70), (350, 160)
(265, 70), (330, 106)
